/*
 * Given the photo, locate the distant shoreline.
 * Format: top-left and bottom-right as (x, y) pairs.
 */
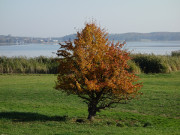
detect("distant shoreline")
(1, 40), (180, 46)
(1, 32), (180, 44)
(0, 43), (59, 46)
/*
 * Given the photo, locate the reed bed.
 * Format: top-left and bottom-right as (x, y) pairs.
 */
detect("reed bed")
(0, 56), (58, 74)
(0, 54), (180, 74)
(131, 54), (180, 73)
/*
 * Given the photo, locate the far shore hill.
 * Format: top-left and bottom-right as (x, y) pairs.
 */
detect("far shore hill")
(0, 32), (180, 45)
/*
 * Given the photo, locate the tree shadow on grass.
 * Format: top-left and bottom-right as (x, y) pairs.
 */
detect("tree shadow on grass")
(0, 112), (68, 122)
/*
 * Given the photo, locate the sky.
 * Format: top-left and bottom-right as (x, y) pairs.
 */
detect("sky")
(0, 0), (180, 37)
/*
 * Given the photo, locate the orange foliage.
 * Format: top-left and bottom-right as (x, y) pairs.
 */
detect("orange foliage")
(56, 22), (142, 120)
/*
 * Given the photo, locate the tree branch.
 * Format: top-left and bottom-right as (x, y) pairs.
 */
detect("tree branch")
(78, 95), (90, 102)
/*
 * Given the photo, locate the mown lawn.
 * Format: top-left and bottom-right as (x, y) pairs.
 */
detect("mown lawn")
(0, 72), (179, 135)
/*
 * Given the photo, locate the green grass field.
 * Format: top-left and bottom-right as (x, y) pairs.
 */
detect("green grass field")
(0, 72), (180, 135)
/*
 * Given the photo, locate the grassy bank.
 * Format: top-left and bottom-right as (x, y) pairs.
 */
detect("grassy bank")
(0, 72), (179, 134)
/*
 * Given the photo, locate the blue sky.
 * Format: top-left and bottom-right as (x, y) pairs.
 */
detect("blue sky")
(0, 0), (180, 37)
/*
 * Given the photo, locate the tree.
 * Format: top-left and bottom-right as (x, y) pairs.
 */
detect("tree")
(55, 23), (142, 120)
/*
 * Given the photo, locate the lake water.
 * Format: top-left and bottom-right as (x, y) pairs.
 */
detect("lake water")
(0, 41), (180, 57)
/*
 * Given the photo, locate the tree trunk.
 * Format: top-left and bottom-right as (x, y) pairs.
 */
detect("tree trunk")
(87, 111), (96, 121)
(87, 105), (97, 121)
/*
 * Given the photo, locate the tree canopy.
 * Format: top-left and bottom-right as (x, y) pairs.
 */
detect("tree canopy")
(55, 23), (142, 120)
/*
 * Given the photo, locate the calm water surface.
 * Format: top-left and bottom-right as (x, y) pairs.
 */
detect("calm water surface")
(0, 41), (180, 57)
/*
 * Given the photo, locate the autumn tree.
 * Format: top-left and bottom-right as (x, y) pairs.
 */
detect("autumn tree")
(55, 23), (142, 120)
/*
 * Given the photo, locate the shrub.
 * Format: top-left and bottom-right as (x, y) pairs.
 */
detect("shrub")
(171, 50), (180, 56)
(132, 54), (168, 73)
(127, 60), (141, 74)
